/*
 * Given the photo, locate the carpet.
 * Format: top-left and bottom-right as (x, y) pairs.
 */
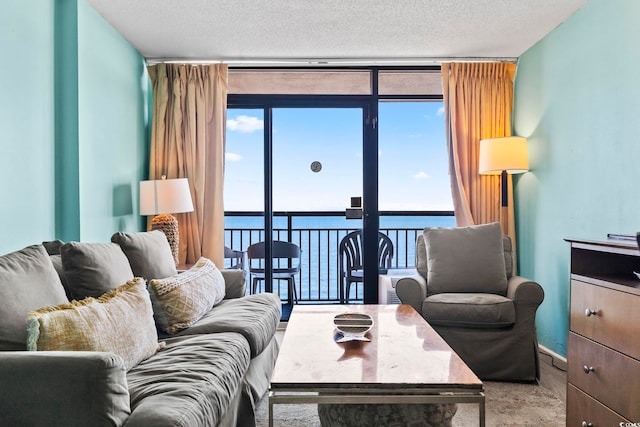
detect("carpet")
(255, 381), (565, 426)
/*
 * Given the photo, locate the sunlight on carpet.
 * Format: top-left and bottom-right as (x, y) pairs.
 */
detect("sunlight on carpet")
(255, 381), (565, 426)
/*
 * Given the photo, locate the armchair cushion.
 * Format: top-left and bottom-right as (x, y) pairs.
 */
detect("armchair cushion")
(423, 222), (507, 295)
(423, 293), (515, 328)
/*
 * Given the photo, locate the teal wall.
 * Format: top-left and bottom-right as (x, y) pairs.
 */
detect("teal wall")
(0, 1), (56, 253)
(513, 0), (640, 356)
(77, 0), (149, 241)
(0, 0), (149, 254)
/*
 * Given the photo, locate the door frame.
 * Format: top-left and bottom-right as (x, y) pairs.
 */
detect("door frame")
(227, 65), (442, 302)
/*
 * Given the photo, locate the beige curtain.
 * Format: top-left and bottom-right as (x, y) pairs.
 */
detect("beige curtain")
(441, 62), (517, 246)
(147, 64), (228, 266)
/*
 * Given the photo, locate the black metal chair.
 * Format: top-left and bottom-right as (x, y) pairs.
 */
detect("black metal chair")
(247, 241), (301, 304)
(224, 246), (244, 270)
(338, 230), (394, 303)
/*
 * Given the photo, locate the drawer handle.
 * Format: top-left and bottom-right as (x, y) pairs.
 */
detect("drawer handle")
(584, 308), (598, 317)
(581, 422), (593, 427)
(583, 365), (595, 374)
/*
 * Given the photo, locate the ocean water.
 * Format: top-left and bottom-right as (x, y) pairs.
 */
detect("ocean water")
(224, 214), (455, 301)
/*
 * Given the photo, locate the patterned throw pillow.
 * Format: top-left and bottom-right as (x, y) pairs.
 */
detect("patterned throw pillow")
(26, 278), (161, 371)
(149, 258), (226, 334)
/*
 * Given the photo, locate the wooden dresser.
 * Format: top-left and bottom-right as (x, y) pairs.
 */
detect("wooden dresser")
(566, 238), (640, 426)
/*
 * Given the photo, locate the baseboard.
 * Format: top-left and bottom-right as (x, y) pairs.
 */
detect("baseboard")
(539, 344), (567, 372)
(277, 321), (288, 331)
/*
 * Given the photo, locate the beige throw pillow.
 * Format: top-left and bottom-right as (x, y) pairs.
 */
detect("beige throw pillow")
(27, 278), (161, 371)
(149, 257), (225, 334)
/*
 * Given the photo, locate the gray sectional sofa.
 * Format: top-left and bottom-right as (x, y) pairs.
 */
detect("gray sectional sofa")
(0, 231), (281, 427)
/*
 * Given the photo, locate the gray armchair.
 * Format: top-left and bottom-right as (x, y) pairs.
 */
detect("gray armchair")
(396, 223), (544, 381)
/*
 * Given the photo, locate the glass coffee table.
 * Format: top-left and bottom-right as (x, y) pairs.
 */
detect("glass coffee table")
(269, 304), (485, 426)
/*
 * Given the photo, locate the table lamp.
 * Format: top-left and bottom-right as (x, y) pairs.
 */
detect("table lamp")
(140, 176), (194, 264)
(479, 136), (529, 207)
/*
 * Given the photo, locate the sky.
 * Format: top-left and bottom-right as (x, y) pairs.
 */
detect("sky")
(224, 102), (453, 212)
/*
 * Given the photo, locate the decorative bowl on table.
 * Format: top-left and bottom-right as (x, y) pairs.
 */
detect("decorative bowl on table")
(333, 313), (373, 342)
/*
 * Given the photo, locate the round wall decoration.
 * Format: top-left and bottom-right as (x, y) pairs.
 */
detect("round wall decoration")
(310, 161), (322, 173)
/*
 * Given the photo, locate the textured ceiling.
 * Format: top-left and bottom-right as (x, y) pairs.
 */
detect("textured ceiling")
(87, 0), (588, 64)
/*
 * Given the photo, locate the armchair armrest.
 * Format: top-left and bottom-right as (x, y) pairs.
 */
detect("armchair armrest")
(396, 275), (428, 314)
(0, 351), (130, 427)
(506, 276), (545, 306)
(221, 268), (247, 299)
(507, 276), (544, 328)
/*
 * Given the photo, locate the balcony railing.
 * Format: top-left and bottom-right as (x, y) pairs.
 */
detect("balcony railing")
(224, 211), (455, 303)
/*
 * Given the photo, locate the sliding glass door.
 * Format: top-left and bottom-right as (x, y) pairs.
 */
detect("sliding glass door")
(272, 108), (363, 302)
(225, 67), (446, 308)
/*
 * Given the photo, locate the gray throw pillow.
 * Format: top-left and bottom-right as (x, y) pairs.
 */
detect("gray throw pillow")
(0, 245), (69, 350)
(111, 231), (177, 281)
(424, 222), (507, 295)
(61, 242), (134, 300)
(42, 240), (65, 255)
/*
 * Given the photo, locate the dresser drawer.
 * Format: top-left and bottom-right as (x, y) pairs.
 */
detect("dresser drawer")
(567, 384), (628, 427)
(568, 332), (640, 421)
(570, 279), (640, 359)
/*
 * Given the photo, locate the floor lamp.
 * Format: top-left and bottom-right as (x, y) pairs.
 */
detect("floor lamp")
(479, 136), (529, 207)
(140, 176), (194, 265)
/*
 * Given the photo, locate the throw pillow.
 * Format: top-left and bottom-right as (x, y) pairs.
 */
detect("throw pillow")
(424, 222), (507, 295)
(60, 242), (134, 300)
(0, 245), (69, 351)
(111, 231), (177, 281)
(27, 278), (161, 371)
(42, 240), (65, 255)
(149, 257), (226, 334)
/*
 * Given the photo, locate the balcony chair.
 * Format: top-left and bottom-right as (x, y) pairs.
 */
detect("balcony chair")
(395, 222), (544, 381)
(247, 241), (301, 304)
(224, 246), (244, 270)
(339, 230), (393, 303)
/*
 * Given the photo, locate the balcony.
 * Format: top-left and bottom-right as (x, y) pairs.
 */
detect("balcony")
(224, 211), (454, 303)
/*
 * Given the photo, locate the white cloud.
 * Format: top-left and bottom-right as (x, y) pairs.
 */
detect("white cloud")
(436, 106), (445, 116)
(227, 115), (264, 133)
(413, 171), (430, 180)
(225, 152), (243, 162)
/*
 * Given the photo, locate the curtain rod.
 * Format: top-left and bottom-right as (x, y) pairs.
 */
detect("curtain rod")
(145, 57), (518, 66)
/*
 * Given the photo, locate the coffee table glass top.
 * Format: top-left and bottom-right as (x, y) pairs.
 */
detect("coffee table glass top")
(271, 304), (482, 390)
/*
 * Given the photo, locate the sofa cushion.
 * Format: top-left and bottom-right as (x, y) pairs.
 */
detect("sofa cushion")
(422, 293), (515, 328)
(61, 242), (134, 300)
(423, 222), (507, 295)
(170, 292), (281, 358)
(149, 258), (226, 334)
(0, 245), (69, 351)
(111, 231), (177, 281)
(126, 333), (250, 427)
(27, 278), (161, 371)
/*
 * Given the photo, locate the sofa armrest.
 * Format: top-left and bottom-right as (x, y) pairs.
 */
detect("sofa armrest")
(221, 268), (247, 299)
(0, 351), (130, 427)
(396, 275), (428, 314)
(506, 276), (545, 306)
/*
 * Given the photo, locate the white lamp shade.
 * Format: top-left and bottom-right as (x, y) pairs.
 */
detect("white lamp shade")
(140, 178), (194, 215)
(479, 136), (529, 175)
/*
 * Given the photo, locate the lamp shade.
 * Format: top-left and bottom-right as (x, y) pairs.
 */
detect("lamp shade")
(479, 136), (529, 175)
(140, 178), (194, 215)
